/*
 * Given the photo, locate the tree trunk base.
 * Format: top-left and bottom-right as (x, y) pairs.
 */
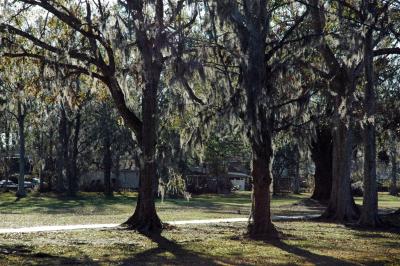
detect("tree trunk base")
(358, 214), (382, 228)
(247, 222), (279, 240)
(321, 204), (360, 223)
(15, 190), (27, 198)
(123, 213), (163, 234)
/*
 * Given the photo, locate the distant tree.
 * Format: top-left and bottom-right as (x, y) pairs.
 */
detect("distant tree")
(0, 56), (39, 197)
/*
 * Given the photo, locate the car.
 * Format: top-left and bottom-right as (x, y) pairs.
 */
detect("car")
(0, 180), (18, 189)
(24, 181), (34, 189)
(31, 178), (40, 186)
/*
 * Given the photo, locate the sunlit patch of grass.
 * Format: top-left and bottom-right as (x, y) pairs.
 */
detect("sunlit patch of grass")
(354, 192), (400, 211)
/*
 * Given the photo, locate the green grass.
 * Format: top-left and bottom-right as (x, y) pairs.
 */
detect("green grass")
(355, 193), (400, 210)
(0, 221), (399, 265)
(0, 192), (309, 228)
(0, 192), (398, 228)
(0, 192), (399, 265)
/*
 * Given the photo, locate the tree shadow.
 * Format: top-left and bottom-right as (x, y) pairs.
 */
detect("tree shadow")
(0, 192), (137, 214)
(0, 244), (101, 265)
(268, 239), (358, 266)
(120, 232), (250, 266)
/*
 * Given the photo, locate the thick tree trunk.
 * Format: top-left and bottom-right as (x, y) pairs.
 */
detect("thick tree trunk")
(124, 64), (162, 233)
(103, 133), (113, 197)
(248, 134), (278, 239)
(390, 139), (398, 196)
(310, 0), (359, 222)
(322, 95), (359, 222)
(359, 26), (380, 227)
(311, 126), (333, 202)
(16, 101), (26, 198)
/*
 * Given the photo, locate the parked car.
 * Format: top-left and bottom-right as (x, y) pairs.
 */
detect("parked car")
(24, 181), (34, 189)
(0, 180), (18, 189)
(31, 178), (40, 186)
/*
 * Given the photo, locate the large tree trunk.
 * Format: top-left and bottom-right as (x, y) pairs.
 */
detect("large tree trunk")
(124, 63), (162, 233)
(16, 101), (26, 198)
(248, 134), (278, 239)
(390, 138), (398, 196)
(310, 126), (333, 202)
(322, 91), (359, 222)
(309, 0), (359, 222)
(359, 24), (380, 227)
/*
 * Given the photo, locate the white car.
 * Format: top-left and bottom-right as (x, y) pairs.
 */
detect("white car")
(24, 181), (34, 189)
(0, 180), (18, 189)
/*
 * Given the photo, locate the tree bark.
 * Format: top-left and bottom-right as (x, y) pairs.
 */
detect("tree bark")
(359, 22), (380, 227)
(123, 60), (163, 233)
(322, 82), (359, 222)
(310, 126), (333, 202)
(248, 133), (278, 239)
(16, 101), (26, 198)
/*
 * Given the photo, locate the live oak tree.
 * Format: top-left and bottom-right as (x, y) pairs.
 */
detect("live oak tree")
(1, 0), (199, 233)
(309, 0), (363, 222)
(205, 0), (310, 238)
(309, 0), (400, 225)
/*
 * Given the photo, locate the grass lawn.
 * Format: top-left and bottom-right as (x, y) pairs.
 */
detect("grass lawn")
(0, 221), (399, 265)
(0, 192), (399, 265)
(0, 192), (310, 228)
(0, 192), (398, 228)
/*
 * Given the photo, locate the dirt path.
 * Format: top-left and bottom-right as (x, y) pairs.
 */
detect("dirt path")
(0, 215), (320, 234)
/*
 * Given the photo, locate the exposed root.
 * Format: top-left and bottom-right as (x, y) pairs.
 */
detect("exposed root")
(122, 213), (163, 235)
(247, 222), (280, 240)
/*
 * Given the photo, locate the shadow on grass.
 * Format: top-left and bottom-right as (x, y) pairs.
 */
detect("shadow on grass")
(120, 233), (252, 266)
(0, 192), (308, 218)
(269, 240), (357, 266)
(0, 192), (137, 214)
(0, 244), (100, 265)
